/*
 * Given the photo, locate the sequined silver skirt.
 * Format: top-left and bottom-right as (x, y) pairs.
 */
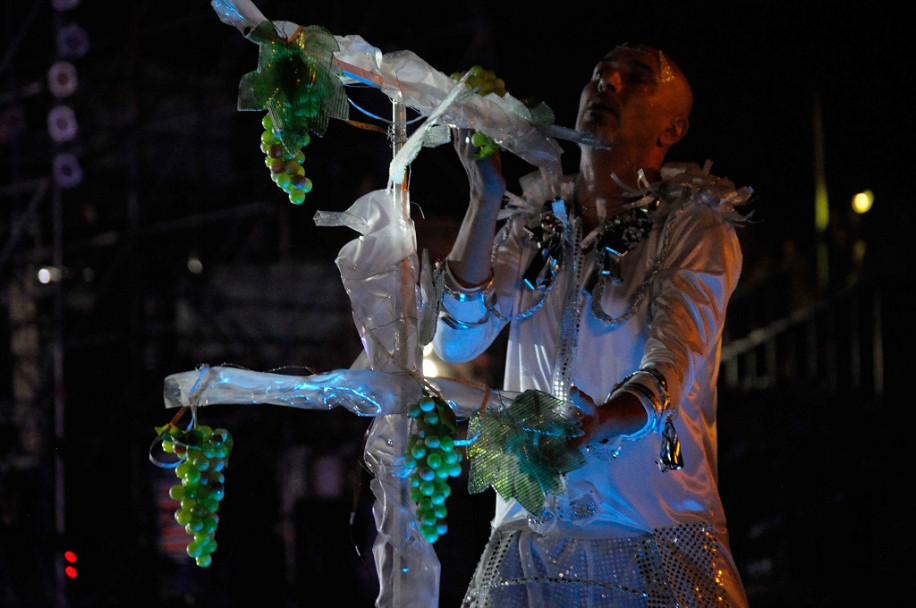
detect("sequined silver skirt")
(461, 522), (748, 608)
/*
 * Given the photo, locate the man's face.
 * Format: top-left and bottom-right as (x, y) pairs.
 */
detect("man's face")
(576, 45), (683, 149)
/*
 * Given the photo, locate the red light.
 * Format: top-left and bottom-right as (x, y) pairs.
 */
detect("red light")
(63, 551), (78, 579)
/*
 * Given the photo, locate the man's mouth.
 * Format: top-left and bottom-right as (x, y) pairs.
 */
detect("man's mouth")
(588, 100), (618, 117)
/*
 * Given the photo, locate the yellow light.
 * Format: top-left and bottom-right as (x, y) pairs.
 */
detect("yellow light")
(422, 356), (440, 378)
(422, 343), (441, 377)
(851, 189), (874, 214)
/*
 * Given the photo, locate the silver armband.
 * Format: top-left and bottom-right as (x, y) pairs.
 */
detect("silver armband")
(588, 368), (681, 469)
(436, 260), (495, 329)
(606, 368), (671, 441)
(437, 307), (492, 329)
(439, 259), (494, 302)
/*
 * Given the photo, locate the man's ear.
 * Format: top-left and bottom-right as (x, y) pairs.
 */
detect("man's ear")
(659, 117), (689, 147)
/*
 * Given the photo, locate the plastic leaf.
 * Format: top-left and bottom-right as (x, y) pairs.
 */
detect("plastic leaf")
(467, 390), (585, 516)
(237, 21), (348, 153)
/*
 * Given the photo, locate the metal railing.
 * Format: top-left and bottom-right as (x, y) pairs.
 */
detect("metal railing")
(720, 269), (884, 398)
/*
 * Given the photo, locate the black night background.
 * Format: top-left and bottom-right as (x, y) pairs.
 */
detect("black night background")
(2, 1), (912, 606)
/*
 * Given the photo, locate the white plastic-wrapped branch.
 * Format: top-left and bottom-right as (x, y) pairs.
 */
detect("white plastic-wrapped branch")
(163, 365), (419, 415)
(163, 364), (513, 420)
(190, 3), (548, 606)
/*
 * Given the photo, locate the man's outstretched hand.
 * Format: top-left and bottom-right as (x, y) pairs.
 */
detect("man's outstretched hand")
(452, 127), (506, 204)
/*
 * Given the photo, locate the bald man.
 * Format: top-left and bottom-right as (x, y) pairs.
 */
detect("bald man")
(435, 44), (751, 607)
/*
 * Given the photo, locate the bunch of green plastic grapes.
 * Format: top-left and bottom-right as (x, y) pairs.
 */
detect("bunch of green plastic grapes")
(260, 113), (313, 205)
(161, 424), (234, 567)
(468, 131), (499, 159)
(450, 65), (508, 98)
(272, 50), (325, 131)
(404, 395), (464, 544)
(449, 65), (507, 159)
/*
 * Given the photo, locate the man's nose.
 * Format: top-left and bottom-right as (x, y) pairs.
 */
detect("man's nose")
(597, 70), (622, 93)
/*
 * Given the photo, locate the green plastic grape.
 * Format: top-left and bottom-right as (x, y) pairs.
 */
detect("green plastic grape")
(157, 422), (233, 568)
(403, 394), (464, 544)
(259, 114), (314, 205)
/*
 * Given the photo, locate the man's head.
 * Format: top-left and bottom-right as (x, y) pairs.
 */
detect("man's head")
(576, 44), (693, 165)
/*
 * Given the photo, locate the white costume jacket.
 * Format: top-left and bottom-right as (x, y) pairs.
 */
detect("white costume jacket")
(434, 163), (752, 607)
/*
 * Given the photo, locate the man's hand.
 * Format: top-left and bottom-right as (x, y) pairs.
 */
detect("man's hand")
(569, 386), (599, 448)
(453, 127), (506, 205)
(569, 385), (649, 448)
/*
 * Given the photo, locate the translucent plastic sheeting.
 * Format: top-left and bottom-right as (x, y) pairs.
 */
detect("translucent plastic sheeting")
(212, 1), (566, 179)
(316, 189), (419, 371)
(363, 410), (437, 608)
(163, 364), (514, 427)
(315, 190), (441, 361)
(316, 172), (428, 602)
(163, 365), (420, 415)
(331, 36), (565, 180)
(210, 0), (267, 32)
(202, 4), (540, 605)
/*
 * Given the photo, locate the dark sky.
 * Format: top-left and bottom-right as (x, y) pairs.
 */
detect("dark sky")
(176, 1), (913, 254)
(1, 5), (909, 604)
(4, 0), (912, 264)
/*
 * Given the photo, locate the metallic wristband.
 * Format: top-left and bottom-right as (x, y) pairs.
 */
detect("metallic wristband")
(437, 306), (491, 329)
(606, 367), (672, 438)
(439, 259), (494, 302)
(436, 260), (495, 329)
(608, 385), (656, 441)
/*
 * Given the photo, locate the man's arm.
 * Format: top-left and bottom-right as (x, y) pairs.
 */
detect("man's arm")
(445, 128), (507, 286)
(574, 205), (743, 447)
(640, 205), (743, 407)
(431, 129), (509, 365)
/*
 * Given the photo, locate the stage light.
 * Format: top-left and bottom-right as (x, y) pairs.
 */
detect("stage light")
(57, 22), (90, 59)
(851, 190), (873, 214)
(422, 343), (441, 377)
(187, 255), (203, 274)
(38, 267), (63, 284)
(63, 549), (78, 579)
(47, 105), (78, 143)
(48, 61), (78, 98)
(52, 153), (83, 188)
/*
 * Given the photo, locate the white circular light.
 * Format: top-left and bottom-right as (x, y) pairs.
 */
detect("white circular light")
(48, 61), (78, 98)
(38, 267), (62, 284)
(422, 355), (440, 378)
(53, 153), (83, 188)
(47, 105), (78, 142)
(187, 256), (203, 274)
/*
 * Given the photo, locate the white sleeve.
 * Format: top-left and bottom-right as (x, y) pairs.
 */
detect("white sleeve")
(432, 219), (529, 363)
(640, 204), (743, 407)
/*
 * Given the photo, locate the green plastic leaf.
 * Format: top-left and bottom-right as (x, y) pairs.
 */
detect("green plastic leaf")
(467, 390), (585, 516)
(237, 21), (349, 154)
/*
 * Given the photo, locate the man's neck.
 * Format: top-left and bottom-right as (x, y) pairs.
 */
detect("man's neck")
(575, 147), (662, 233)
